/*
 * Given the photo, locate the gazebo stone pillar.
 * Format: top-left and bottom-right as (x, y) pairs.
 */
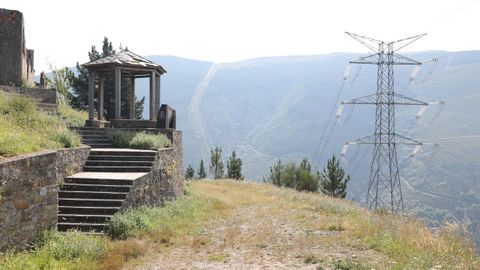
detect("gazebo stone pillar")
(114, 67), (121, 119)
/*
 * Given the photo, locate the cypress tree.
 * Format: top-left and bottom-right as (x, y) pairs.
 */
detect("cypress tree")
(226, 151), (243, 180)
(197, 159), (207, 179)
(185, 164), (195, 180)
(319, 154), (350, 198)
(209, 146), (224, 179)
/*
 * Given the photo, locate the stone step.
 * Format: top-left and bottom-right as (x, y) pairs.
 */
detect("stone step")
(58, 214), (112, 224)
(83, 166), (152, 173)
(57, 222), (106, 232)
(59, 206), (121, 215)
(61, 183), (131, 192)
(81, 134), (108, 139)
(59, 198), (123, 207)
(64, 177), (133, 186)
(87, 144), (115, 148)
(82, 138), (111, 143)
(88, 155), (155, 161)
(85, 160), (154, 167)
(59, 190), (128, 200)
(90, 150), (156, 157)
(77, 130), (106, 135)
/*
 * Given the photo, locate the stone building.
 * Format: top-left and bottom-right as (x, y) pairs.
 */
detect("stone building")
(0, 8), (34, 86)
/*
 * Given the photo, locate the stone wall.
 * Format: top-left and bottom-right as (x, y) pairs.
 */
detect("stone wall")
(0, 8), (34, 86)
(0, 86), (58, 103)
(119, 129), (185, 209)
(0, 146), (90, 251)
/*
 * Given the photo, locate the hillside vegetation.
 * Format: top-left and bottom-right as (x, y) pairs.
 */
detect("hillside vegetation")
(0, 92), (82, 158)
(1, 180), (477, 269)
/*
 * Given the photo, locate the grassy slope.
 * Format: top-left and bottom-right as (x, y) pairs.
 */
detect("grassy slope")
(1, 180), (477, 270)
(0, 92), (85, 158)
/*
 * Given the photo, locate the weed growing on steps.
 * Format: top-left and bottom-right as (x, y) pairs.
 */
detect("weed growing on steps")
(58, 103), (88, 128)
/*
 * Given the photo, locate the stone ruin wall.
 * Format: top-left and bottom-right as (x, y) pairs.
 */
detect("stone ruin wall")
(0, 8), (35, 86)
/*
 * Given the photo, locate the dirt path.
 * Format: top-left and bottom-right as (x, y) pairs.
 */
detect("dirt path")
(134, 182), (384, 270)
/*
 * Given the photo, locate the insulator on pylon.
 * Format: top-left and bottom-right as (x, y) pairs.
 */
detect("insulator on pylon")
(336, 104), (344, 118)
(410, 65), (421, 81)
(410, 145), (422, 157)
(343, 64), (352, 80)
(340, 144), (349, 157)
(416, 106), (428, 119)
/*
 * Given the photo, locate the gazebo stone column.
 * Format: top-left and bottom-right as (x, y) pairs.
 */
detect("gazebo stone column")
(88, 72), (95, 120)
(115, 67), (122, 119)
(129, 76), (135, 119)
(149, 71), (156, 120)
(155, 73), (160, 120)
(98, 76), (105, 121)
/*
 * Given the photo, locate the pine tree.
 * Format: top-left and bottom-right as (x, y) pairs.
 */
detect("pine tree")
(226, 151), (243, 180)
(185, 164), (195, 180)
(265, 159), (284, 186)
(197, 159), (207, 179)
(319, 154), (350, 198)
(209, 146), (224, 179)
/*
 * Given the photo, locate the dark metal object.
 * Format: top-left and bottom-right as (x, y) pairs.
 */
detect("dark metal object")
(157, 104), (176, 129)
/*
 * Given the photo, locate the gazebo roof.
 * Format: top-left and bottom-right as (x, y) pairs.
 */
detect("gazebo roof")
(82, 50), (166, 74)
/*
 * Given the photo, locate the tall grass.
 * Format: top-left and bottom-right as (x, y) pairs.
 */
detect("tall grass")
(58, 102), (88, 128)
(0, 93), (81, 157)
(106, 189), (212, 240)
(0, 230), (108, 270)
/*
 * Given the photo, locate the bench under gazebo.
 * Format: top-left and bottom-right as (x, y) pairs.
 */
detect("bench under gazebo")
(82, 50), (175, 129)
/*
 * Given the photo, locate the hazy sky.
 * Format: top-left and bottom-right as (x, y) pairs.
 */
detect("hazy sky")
(3, 0), (479, 73)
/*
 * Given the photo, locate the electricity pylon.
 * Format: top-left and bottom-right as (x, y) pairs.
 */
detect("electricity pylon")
(340, 32), (430, 213)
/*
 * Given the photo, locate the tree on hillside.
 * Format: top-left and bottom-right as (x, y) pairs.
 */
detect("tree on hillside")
(185, 164), (195, 180)
(226, 150), (243, 180)
(197, 159), (207, 179)
(265, 159), (284, 186)
(265, 158), (318, 192)
(319, 154), (350, 198)
(209, 146), (224, 179)
(70, 37), (144, 119)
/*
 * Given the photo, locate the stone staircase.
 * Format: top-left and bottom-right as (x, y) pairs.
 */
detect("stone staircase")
(77, 127), (114, 148)
(57, 149), (157, 232)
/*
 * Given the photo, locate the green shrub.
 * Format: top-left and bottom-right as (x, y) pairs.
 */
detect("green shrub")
(107, 130), (135, 148)
(107, 130), (172, 150)
(130, 132), (171, 149)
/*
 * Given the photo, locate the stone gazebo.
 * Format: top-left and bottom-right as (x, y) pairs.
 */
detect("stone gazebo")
(82, 50), (166, 128)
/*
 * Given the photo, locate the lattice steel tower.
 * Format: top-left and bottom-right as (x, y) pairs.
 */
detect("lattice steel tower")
(341, 32), (430, 213)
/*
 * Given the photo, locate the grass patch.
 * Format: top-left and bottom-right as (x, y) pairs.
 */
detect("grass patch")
(0, 93), (81, 157)
(58, 103), (88, 127)
(106, 130), (171, 150)
(106, 188), (212, 240)
(0, 230), (108, 270)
